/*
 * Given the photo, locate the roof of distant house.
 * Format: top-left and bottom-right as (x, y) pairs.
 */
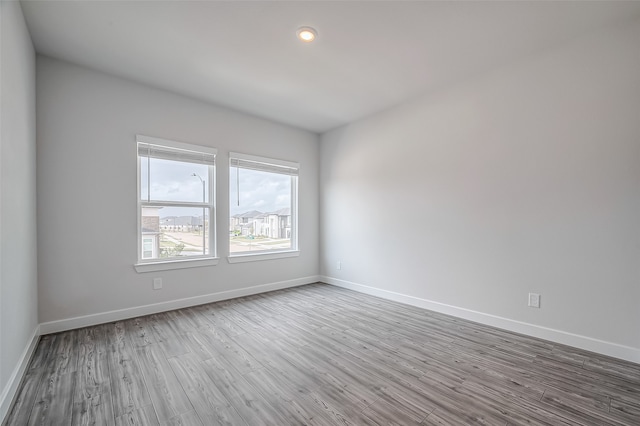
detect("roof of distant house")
(272, 208), (291, 216)
(233, 210), (263, 218)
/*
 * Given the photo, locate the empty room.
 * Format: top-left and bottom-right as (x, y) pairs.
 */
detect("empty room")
(1, 0), (640, 424)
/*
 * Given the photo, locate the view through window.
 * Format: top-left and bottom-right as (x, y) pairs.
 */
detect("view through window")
(138, 135), (216, 262)
(229, 153), (298, 255)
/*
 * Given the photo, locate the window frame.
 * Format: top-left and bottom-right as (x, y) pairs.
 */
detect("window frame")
(135, 135), (218, 273)
(228, 151), (299, 263)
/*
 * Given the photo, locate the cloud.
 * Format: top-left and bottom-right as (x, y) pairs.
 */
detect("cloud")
(230, 167), (291, 215)
(142, 160), (292, 218)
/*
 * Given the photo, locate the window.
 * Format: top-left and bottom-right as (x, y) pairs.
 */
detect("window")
(136, 135), (217, 271)
(142, 237), (154, 259)
(229, 152), (298, 261)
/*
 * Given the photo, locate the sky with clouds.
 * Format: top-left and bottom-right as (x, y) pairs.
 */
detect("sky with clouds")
(141, 158), (291, 218)
(230, 167), (291, 216)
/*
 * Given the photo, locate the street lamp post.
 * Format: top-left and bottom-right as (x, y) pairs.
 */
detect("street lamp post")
(191, 173), (206, 255)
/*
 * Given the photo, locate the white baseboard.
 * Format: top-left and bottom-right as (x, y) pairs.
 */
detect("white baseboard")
(1, 325), (40, 423)
(40, 275), (319, 335)
(321, 276), (640, 364)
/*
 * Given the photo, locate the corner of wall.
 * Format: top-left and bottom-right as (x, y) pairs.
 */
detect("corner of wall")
(0, 325), (40, 423)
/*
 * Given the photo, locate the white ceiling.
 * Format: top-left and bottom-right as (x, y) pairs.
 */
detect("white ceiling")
(21, 0), (640, 133)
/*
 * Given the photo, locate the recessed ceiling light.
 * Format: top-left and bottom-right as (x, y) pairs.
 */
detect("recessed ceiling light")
(297, 26), (317, 43)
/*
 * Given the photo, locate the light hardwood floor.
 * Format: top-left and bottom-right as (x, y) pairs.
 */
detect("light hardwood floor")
(4, 283), (640, 425)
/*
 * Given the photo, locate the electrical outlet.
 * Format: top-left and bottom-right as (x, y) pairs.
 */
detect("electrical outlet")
(528, 293), (540, 308)
(337, 261), (342, 270)
(153, 278), (163, 290)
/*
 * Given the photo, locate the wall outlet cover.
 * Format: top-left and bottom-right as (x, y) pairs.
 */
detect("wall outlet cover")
(528, 293), (541, 308)
(153, 278), (163, 290)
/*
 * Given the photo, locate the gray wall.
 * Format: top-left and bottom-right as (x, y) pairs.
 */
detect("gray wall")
(36, 56), (319, 324)
(320, 20), (640, 353)
(0, 0), (38, 403)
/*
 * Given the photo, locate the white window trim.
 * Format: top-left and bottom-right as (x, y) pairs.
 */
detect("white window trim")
(227, 250), (299, 264)
(135, 257), (219, 273)
(228, 151), (299, 262)
(136, 135), (217, 272)
(229, 151), (299, 170)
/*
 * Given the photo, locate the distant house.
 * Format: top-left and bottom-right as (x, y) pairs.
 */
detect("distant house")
(230, 210), (263, 236)
(160, 215), (203, 232)
(231, 208), (291, 239)
(141, 206), (161, 258)
(258, 208), (291, 239)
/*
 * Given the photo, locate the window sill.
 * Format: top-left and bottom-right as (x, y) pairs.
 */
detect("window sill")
(134, 257), (219, 273)
(227, 250), (299, 264)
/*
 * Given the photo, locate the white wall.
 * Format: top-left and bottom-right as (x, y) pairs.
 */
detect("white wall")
(320, 19), (640, 359)
(37, 56), (319, 325)
(0, 0), (38, 417)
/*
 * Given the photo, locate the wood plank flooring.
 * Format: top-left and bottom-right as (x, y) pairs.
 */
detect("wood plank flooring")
(4, 283), (640, 425)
